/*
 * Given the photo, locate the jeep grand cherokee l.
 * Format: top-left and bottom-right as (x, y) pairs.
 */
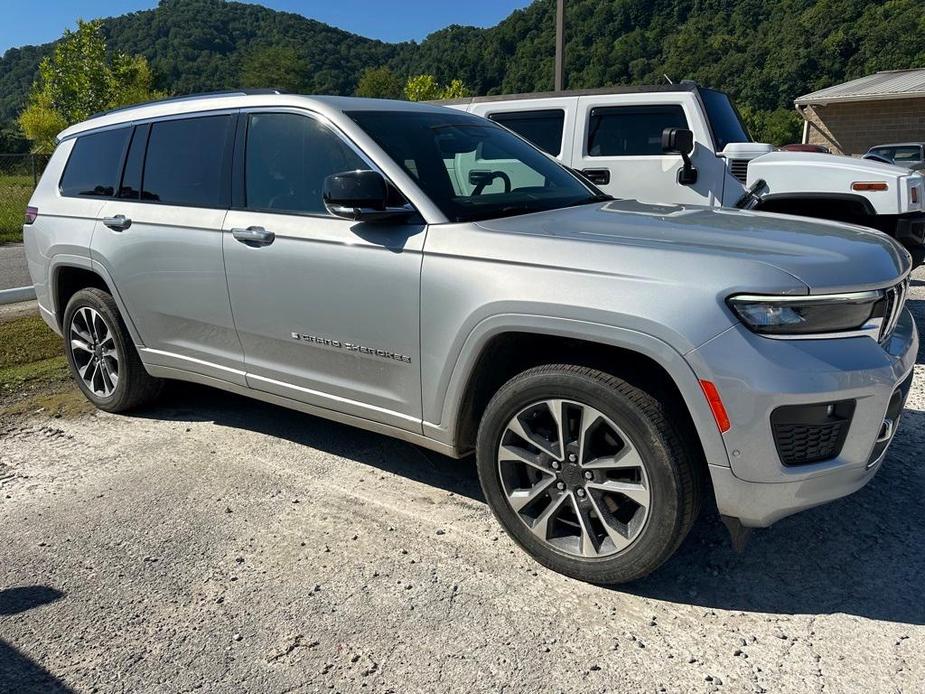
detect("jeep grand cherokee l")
(24, 91), (917, 583)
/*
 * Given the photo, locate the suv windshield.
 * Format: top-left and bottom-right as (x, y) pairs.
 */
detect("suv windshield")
(699, 88), (751, 151)
(347, 110), (606, 223)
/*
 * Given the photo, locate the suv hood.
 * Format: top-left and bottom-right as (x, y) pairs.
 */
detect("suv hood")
(749, 150), (915, 178)
(475, 200), (910, 294)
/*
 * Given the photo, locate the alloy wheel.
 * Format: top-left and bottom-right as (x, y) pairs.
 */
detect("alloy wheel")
(497, 399), (651, 558)
(69, 306), (119, 397)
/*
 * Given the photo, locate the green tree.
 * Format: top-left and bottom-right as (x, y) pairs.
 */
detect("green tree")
(739, 106), (803, 146)
(355, 66), (403, 99)
(240, 45), (308, 93)
(18, 19), (163, 152)
(441, 79), (471, 99)
(404, 74), (471, 101)
(404, 74), (442, 101)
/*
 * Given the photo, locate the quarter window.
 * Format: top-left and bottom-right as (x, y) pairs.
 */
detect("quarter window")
(142, 115), (235, 207)
(244, 113), (366, 215)
(587, 105), (688, 156)
(60, 127), (131, 198)
(489, 110), (565, 156)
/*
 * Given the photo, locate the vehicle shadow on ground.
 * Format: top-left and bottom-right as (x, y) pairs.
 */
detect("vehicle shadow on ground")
(135, 384), (925, 625)
(144, 383), (485, 502)
(0, 586), (72, 693)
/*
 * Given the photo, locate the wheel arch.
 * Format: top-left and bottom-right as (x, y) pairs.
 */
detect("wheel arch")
(427, 315), (729, 471)
(50, 258), (144, 346)
(753, 193), (876, 224)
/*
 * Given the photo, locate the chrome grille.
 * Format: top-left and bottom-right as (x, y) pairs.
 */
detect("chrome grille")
(879, 278), (909, 343)
(729, 159), (749, 183)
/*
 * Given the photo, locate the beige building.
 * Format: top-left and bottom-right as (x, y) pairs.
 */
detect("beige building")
(795, 69), (925, 155)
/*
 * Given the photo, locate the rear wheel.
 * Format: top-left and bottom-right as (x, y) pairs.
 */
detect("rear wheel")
(476, 364), (702, 584)
(63, 288), (163, 412)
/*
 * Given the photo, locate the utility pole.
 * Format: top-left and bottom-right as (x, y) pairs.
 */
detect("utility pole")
(554, 0), (566, 91)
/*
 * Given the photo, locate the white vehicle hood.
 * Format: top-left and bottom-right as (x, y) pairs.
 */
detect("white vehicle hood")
(746, 151), (924, 216)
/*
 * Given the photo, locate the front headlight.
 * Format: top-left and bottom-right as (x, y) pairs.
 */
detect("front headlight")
(727, 291), (886, 337)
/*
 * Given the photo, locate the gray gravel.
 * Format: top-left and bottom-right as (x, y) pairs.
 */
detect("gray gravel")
(1, 267), (923, 693)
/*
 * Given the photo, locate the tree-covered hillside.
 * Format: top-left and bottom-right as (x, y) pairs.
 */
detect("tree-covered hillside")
(1, 0), (923, 149)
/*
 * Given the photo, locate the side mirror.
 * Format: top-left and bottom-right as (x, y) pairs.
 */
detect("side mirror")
(322, 170), (413, 222)
(661, 127), (698, 186)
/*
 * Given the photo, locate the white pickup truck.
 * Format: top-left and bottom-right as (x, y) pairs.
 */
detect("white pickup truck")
(444, 82), (925, 257)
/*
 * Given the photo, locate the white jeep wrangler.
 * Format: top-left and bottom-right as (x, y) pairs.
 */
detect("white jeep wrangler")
(444, 82), (925, 258)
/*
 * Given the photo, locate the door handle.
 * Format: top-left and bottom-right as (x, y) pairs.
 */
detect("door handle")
(580, 168), (611, 185)
(231, 226), (275, 247)
(102, 214), (132, 231)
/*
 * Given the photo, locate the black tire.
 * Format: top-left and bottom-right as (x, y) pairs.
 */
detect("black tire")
(62, 288), (163, 413)
(476, 364), (702, 584)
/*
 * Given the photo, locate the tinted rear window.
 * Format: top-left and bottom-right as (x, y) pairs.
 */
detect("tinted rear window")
(587, 105), (687, 156)
(489, 109), (565, 156)
(60, 127), (131, 197)
(142, 115), (235, 207)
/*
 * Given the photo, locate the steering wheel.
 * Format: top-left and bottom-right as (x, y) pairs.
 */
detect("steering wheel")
(472, 170), (512, 195)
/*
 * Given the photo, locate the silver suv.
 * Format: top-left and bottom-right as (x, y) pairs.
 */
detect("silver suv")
(24, 91), (917, 584)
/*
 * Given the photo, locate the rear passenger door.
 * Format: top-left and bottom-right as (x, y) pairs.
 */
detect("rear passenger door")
(91, 112), (245, 384)
(222, 109), (425, 431)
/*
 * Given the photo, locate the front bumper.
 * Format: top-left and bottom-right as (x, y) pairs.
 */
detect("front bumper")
(686, 308), (917, 527)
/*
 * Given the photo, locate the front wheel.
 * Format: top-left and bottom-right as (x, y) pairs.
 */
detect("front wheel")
(476, 364), (702, 584)
(63, 288), (163, 412)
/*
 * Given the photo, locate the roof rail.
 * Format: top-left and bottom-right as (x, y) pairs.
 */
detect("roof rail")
(87, 88), (287, 120)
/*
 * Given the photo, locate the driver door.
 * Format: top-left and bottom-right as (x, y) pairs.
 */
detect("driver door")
(223, 110), (426, 431)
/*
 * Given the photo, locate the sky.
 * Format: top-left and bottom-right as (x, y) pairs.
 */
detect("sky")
(0, 0), (535, 55)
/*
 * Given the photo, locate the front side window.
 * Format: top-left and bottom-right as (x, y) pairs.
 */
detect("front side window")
(348, 110), (602, 223)
(142, 115), (235, 207)
(587, 105), (688, 157)
(489, 109), (565, 156)
(60, 127), (131, 197)
(244, 113), (366, 215)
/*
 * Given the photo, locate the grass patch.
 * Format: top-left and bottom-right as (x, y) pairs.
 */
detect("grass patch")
(0, 356), (69, 393)
(0, 381), (89, 418)
(0, 313), (64, 366)
(0, 314), (70, 396)
(0, 174), (34, 244)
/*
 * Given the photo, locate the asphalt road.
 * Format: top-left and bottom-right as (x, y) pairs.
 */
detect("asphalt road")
(0, 243), (29, 290)
(0, 269), (923, 693)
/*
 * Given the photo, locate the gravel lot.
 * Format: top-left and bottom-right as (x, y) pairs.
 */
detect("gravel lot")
(1, 268), (923, 694)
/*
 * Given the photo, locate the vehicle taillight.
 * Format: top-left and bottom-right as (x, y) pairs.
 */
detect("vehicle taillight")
(912, 186), (919, 204)
(24, 206), (38, 225)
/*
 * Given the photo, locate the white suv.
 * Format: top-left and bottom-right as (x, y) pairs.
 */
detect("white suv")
(445, 83), (925, 257)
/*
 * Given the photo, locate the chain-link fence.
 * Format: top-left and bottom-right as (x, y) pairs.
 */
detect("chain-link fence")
(0, 153), (50, 187)
(0, 154), (49, 243)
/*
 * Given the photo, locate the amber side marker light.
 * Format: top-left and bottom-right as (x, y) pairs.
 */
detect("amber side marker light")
(24, 206), (38, 224)
(851, 181), (888, 192)
(699, 380), (731, 433)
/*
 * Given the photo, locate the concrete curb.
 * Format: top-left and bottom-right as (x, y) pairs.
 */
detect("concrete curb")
(0, 286), (36, 305)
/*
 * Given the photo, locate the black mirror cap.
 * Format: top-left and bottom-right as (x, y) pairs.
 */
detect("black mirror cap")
(323, 169), (388, 211)
(661, 127), (695, 155)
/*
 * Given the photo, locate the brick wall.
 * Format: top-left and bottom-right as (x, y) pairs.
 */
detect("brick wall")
(801, 98), (925, 155)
